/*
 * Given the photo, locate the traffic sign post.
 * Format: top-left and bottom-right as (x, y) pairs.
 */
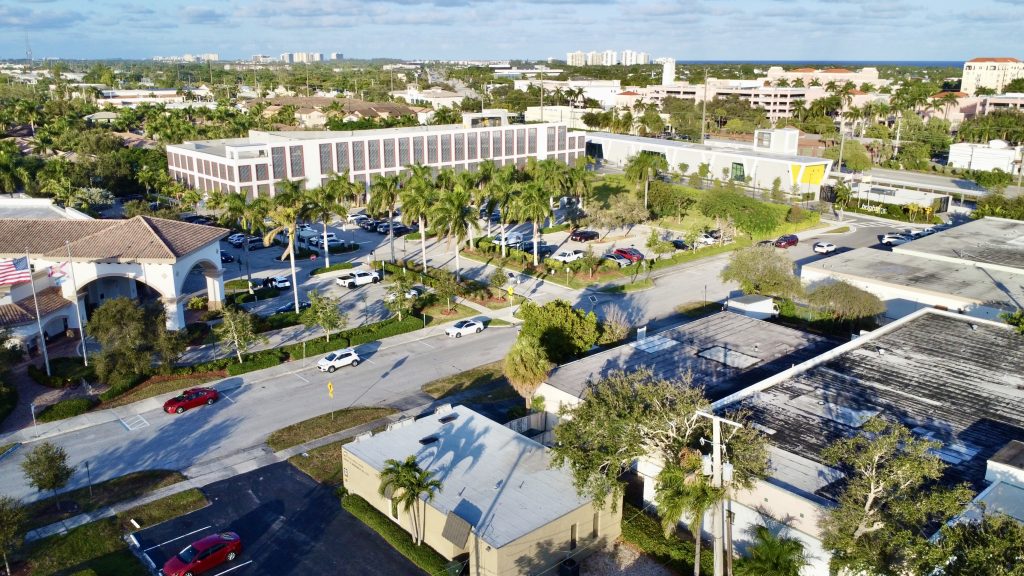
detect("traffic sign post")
(328, 381), (335, 420)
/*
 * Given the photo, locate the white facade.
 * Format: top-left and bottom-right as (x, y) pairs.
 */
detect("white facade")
(524, 106), (602, 130)
(566, 51), (586, 67)
(947, 140), (1022, 174)
(166, 115), (587, 198)
(585, 51), (601, 66)
(661, 59), (676, 86)
(587, 129), (833, 196)
(601, 50), (618, 66)
(763, 66), (888, 88)
(513, 78), (623, 109)
(620, 50), (650, 66)
(389, 87), (463, 109)
(961, 57), (1024, 95)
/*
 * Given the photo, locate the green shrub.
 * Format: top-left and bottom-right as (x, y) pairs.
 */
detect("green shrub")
(27, 358), (96, 388)
(187, 296), (208, 311)
(540, 223), (570, 234)
(256, 311), (302, 333)
(341, 494), (449, 575)
(346, 316), (422, 347)
(786, 205), (808, 223)
(231, 287), (279, 305)
(226, 350), (287, 376)
(621, 502), (711, 574)
(38, 397), (99, 423)
(405, 230), (437, 241)
(0, 384), (17, 427)
(309, 262), (355, 276)
(99, 373), (147, 401)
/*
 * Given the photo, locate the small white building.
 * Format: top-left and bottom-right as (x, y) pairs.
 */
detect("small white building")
(948, 140), (1022, 174)
(389, 87), (463, 109)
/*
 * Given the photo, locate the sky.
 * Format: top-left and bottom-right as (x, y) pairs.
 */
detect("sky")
(0, 0), (1022, 62)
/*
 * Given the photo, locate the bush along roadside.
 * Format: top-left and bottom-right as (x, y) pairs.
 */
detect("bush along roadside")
(37, 397), (100, 423)
(309, 262), (355, 276)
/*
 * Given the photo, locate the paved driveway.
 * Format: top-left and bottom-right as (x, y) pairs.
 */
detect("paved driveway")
(133, 462), (420, 576)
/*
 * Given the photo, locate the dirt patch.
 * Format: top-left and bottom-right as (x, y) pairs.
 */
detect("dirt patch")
(582, 541), (677, 576)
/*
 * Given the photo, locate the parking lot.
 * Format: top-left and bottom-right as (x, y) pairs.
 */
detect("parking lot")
(132, 462), (418, 576)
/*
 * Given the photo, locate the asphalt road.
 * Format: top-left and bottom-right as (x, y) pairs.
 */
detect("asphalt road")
(0, 326), (516, 503)
(134, 462), (417, 576)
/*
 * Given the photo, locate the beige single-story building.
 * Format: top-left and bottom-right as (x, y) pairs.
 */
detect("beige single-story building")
(342, 405), (621, 576)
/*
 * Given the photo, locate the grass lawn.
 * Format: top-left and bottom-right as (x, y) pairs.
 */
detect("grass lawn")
(266, 407), (397, 452)
(598, 278), (654, 293)
(825, 226), (851, 234)
(465, 292), (525, 311)
(289, 440), (352, 486)
(101, 372), (225, 408)
(488, 318), (512, 327)
(24, 470), (186, 531)
(674, 301), (722, 318)
(421, 302), (477, 327)
(21, 489), (208, 576)
(592, 173), (632, 205)
(422, 360), (504, 399)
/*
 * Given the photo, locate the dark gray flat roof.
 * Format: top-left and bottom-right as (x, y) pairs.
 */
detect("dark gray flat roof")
(545, 311), (835, 402)
(728, 310), (1024, 499)
(894, 217), (1024, 271)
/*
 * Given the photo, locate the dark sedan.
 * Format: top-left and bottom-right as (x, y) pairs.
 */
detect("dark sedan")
(773, 234), (799, 249)
(570, 229), (600, 242)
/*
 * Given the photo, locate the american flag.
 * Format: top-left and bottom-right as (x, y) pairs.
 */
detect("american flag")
(0, 257), (32, 286)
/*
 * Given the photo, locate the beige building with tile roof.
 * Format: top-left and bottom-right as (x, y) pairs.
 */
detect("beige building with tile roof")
(1, 200), (229, 348)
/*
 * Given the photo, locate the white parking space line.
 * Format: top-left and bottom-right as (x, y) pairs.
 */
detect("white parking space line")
(419, 340), (435, 349)
(211, 561), (254, 576)
(120, 414), (149, 431)
(295, 373), (310, 383)
(221, 392), (236, 403)
(143, 525), (213, 551)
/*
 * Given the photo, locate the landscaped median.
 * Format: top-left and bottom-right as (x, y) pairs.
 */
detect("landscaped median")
(18, 478), (208, 576)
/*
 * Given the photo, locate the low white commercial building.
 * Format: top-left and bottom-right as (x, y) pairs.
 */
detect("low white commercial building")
(524, 105), (602, 131)
(513, 79), (623, 109)
(167, 111), (587, 198)
(389, 87), (463, 109)
(801, 216), (1024, 322)
(586, 128), (834, 197)
(763, 66), (889, 88)
(948, 140), (1022, 174)
(0, 199), (227, 348)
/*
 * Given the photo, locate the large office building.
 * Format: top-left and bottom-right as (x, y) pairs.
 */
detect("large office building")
(961, 57), (1024, 95)
(762, 65), (888, 88)
(166, 111), (587, 197)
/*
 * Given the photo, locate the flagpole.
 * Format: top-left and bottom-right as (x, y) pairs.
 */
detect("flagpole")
(25, 249), (50, 377)
(66, 241), (88, 367)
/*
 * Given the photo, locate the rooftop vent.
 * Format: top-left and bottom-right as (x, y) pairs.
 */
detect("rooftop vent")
(419, 436), (439, 446)
(439, 413), (458, 424)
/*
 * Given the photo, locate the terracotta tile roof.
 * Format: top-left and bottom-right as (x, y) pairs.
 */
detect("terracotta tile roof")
(0, 287), (73, 328)
(931, 91), (968, 98)
(792, 68), (817, 73)
(849, 89), (867, 95)
(618, 91), (641, 96)
(0, 217), (227, 262)
(0, 220), (116, 257)
(823, 68), (853, 73)
(47, 216), (228, 262)
(968, 57), (1021, 63)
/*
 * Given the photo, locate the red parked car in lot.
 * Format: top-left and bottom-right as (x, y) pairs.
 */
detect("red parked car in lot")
(773, 234), (799, 249)
(163, 388), (219, 415)
(161, 531), (242, 576)
(613, 247), (645, 262)
(569, 229), (600, 242)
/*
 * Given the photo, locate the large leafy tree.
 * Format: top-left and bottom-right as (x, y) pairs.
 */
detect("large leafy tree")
(369, 174), (403, 263)
(511, 181), (554, 267)
(377, 455), (442, 546)
(819, 417), (975, 575)
(214, 307), (267, 363)
(21, 442), (75, 504)
(0, 496), (25, 576)
(734, 525), (809, 576)
(914, 514), (1024, 576)
(87, 298), (178, 384)
(263, 180), (308, 313)
(400, 164), (437, 271)
(502, 334), (552, 407)
(517, 300), (599, 363)
(300, 290), (346, 341)
(720, 245), (803, 299)
(807, 281), (885, 328)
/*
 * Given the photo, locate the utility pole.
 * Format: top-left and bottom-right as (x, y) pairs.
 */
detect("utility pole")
(696, 410), (742, 576)
(700, 66), (709, 143)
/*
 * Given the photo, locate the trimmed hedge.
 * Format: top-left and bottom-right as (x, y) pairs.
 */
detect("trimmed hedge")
(256, 311), (303, 333)
(98, 373), (147, 402)
(309, 262), (355, 276)
(404, 230), (437, 240)
(38, 397), (100, 423)
(226, 350), (287, 376)
(27, 358), (96, 388)
(341, 494), (449, 575)
(231, 286), (280, 305)
(540, 222), (571, 234)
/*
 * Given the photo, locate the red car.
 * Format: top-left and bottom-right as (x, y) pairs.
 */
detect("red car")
(773, 234), (799, 249)
(161, 532), (242, 576)
(613, 247), (645, 263)
(570, 229), (600, 242)
(163, 388), (219, 415)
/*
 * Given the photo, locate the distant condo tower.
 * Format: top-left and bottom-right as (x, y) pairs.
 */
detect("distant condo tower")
(660, 58), (675, 85)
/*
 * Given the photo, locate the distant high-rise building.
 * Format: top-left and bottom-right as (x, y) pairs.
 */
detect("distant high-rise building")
(280, 53), (294, 63)
(961, 57), (1024, 95)
(601, 50), (618, 66)
(330, 52), (344, 60)
(621, 50), (650, 66)
(566, 51), (586, 66)
(586, 51), (601, 66)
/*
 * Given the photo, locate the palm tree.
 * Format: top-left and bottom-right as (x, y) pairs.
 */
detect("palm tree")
(734, 525), (808, 576)
(624, 152), (668, 210)
(511, 181), (553, 267)
(430, 185), (476, 281)
(566, 158), (594, 212)
(939, 92), (960, 121)
(369, 174), (402, 263)
(323, 170), (362, 228)
(476, 159), (499, 236)
(305, 185), (346, 267)
(454, 170), (480, 248)
(378, 455), (442, 546)
(400, 164), (436, 271)
(489, 166), (518, 258)
(262, 180), (307, 313)
(654, 460), (725, 576)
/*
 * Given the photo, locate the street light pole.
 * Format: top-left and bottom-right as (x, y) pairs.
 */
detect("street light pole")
(696, 410), (743, 576)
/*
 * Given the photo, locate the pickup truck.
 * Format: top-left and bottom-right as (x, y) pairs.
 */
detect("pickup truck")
(336, 270), (381, 288)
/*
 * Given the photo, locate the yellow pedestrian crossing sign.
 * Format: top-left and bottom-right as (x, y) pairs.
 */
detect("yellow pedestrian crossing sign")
(507, 286), (514, 296)
(327, 381), (334, 399)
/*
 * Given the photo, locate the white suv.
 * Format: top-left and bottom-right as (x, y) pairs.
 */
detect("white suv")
(336, 270), (381, 288)
(317, 348), (361, 372)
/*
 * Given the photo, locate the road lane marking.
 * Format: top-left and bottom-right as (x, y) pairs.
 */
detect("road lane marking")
(143, 525), (213, 551)
(120, 415), (149, 431)
(211, 560), (253, 576)
(294, 373), (310, 383)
